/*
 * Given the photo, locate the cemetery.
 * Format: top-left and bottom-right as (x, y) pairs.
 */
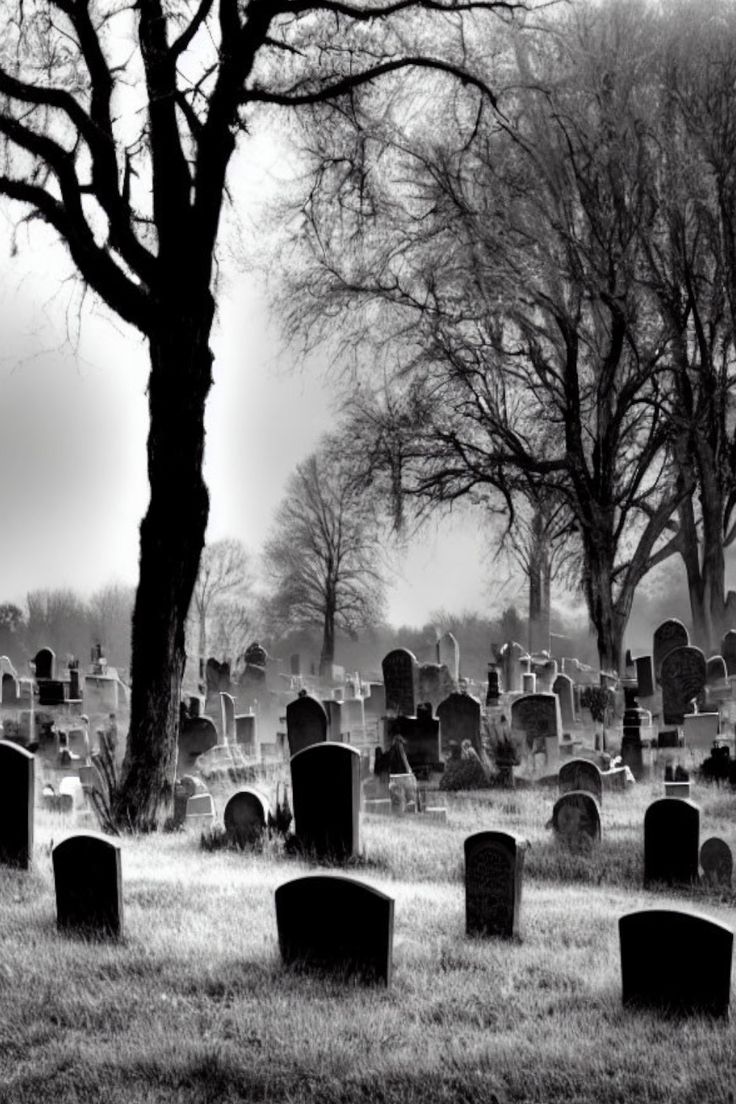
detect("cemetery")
(1, 620), (736, 1101)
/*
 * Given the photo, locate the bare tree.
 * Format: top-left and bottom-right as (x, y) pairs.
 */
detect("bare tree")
(189, 538), (250, 660)
(264, 441), (387, 675)
(87, 582), (136, 670)
(0, 0), (522, 826)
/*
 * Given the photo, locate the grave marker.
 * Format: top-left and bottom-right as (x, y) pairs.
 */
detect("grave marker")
(275, 874), (394, 985)
(290, 742), (361, 860)
(558, 758), (603, 803)
(178, 715), (218, 767)
(552, 673), (575, 730)
(722, 630), (736, 677)
(464, 831), (527, 939)
(0, 741), (34, 869)
(53, 831), (123, 938)
(510, 693), (562, 752)
(660, 646), (707, 725)
(653, 619), (689, 681)
(382, 649), (418, 716)
(436, 692), (483, 756)
(220, 692), (236, 742)
(635, 655), (655, 699)
(286, 694), (328, 758)
(224, 788), (270, 846)
(33, 647), (55, 681)
(644, 798), (699, 887)
(700, 837), (733, 888)
(552, 791), (600, 848)
(437, 632), (459, 681)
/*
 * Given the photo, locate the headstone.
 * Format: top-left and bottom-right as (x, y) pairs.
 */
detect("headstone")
(417, 663), (455, 711)
(510, 693), (562, 753)
(682, 712), (719, 751)
(644, 798), (699, 887)
(619, 909), (732, 1017)
(286, 694), (328, 758)
(657, 729), (679, 748)
(68, 667), (81, 700)
(653, 619), (689, 682)
(635, 655), (655, 699)
(220, 692), (236, 742)
(552, 673), (575, 730)
(53, 831), (123, 938)
(500, 641), (525, 694)
(275, 875), (394, 985)
(706, 655), (728, 687)
(381, 649), (418, 716)
(185, 793), (215, 826)
(660, 646), (707, 725)
(485, 664), (500, 705)
(234, 712), (257, 756)
(464, 831), (527, 939)
(664, 781), (691, 799)
(290, 743), (361, 860)
(1, 672), (19, 706)
(223, 788), (270, 846)
(436, 692), (482, 757)
(323, 698), (344, 741)
(0, 741), (34, 869)
(386, 708), (441, 772)
(38, 680), (66, 706)
(721, 630), (736, 676)
(521, 672), (536, 694)
(700, 837), (733, 888)
(551, 791), (601, 848)
(178, 715), (218, 767)
(437, 632), (459, 681)
(33, 647), (55, 681)
(558, 758), (602, 803)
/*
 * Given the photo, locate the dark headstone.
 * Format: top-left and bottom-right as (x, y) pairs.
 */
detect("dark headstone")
(68, 668), (81, 700)
(551, 791), (601, 848)
(657, 729), (679, 748)
(205, 657), (231, 695)
(275, 874), (394, 985)
(619, 909), (732, 1017)
(286, 694), (328, 758)
(178, 715), (218, 766)
(485, 665), (500, 705)
(0, 741), (34, 869)
(53, 831), (123, 938)
(653, 619), (689, 682)
(290, 743), (361, 860)
(386, 711), (440, 772)
(721, 630), (736, 677)
(558, 758), (603, 803)
(510, 693), (561, 752)
(552, 673), (575, 729)
(700, 837), (733, 888)
(1, 673), (19, 706)
(436, 692), (483, 756)
(38, 680), (66, 706)
(33, 647), (55, 681)
(706, 655), (728, 687)
(464, 831), (527, 939)
(634, 656), (655, 698)
(381, 648), (418, 716)
(660, 646), (707, 726)
(644, 798), (700, 887)
(223, 788), (270, 846)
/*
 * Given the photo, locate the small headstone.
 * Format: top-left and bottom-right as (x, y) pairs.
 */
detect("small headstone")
(53, 831), (123, 938)
(223, 788), (269, 846)
(436, 692), (483, 756)
(275, 874), (394, 985)
(653, 619), (689, 682)
(558, 758), (602, 803)
(706, 655), (728, 687)
(178, 716), (218, 766)
(220, 692), (236, 742)
(500, 641), (525, 693)
(437, 632), (460, 681)
(185, 793), (215, 826)
(721, 630), (736, 677)
(1, 673), (20, 706)
(552, 673), (575, 729)
(700, 837), (733, 888)
(657, 729), (679, 748)
(619, 909), (732, 1017)
(682, 712), (719, 751)
(551, 791), (601, 848)
(644, 798), (699, 887)
(663, 781), (691, 799)
(660, 646), (707, 725)
(286, 694), (327, 758)
(33, 647), (55, 681)
(464, 831), (527, 939)
(382, 648), (418, 716)
(635, 655), (655, 698)
(290, 743), (361, 860)
(0, 741), (34, 869)
(511, 693), (562, 753)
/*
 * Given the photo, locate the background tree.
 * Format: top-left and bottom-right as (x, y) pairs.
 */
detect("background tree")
(263, 440), (387, 675)
(0, 0), (519, 826)
(87, 583), (136, 672)
(25, 587), (91, 661)
(188, 538), (251, 660)
(0, 602), (25, 663)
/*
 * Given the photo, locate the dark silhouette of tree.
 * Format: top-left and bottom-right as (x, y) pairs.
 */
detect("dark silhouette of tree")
(264, 442), (386, 675)
(0, 0), (520, 826)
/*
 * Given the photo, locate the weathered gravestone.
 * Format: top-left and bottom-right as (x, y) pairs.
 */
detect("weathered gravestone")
(706, 655), (728, 688)
(234, 712), (257, 755)
(223, 788), (270, 846)
(552, 791), (601, 848)
(700, 837), (733, 888)
(511, 693), (562, 753)
(53, 832), (123, 938)
(286, 694), (327, 758)
(33, 647), (55, 681)
(500, 641), (525, 694)
(220, 692), (236, 742)
(619, 909), (733, 1017)
(635, 655), (655, 699)
(437, 632), (459, 681)
(275, 874), (394, 985)
(185, 793), (215, 826)
(558, 758), (603, 803)
(1, 672), (19, 706)
(644, 798), (700, 887)
(290, 743), (361, 859)
(178, 715), (218, 768)
(436, 692), (483, 756)
(552, 673), (575, 730)
(722, 630), (736, 677)
(660, 646), (707, 726)
(417, 664), (455, 711)
(0, 741), (34, 869)
(382, 649), (418, 716)
(386, 706), (441, 773)
(653, 619), (689, 682)
(464, 831), (527, 939)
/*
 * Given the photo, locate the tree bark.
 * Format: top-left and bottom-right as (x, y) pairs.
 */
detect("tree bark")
(319, 590), (336, 678)
(528, 510), (552, 654)
(114, 293), (214, 829)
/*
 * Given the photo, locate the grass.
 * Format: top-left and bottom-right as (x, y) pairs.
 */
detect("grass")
(0, 778), (735, 1102)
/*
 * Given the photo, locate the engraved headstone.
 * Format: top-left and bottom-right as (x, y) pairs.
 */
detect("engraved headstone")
(619, 909), (732, 1017)
(510, 693), (562, 752)
(382, 649), (418, 716)
(290, 743), (361, 860)
(558, 758), (602, 803)
(275, 874), (394, 985)
(286, 694), (328, 758)
(0, 741), (34, 869)
(53, 831), (123, 938)
(653, 619), (689, 682)
(644, 798), (699, 887)
(223, 788), (270, 846)
(700, 837), (733, 888)
(660, 646), (706, 726)
(551, 791), (601, 848)
(464, 831), (527, 939)
(436, 692), (482, 756)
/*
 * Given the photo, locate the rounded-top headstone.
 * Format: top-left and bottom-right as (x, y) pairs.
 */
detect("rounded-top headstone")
(644, 798), (700, 887)
(53, 831), (123, 938)
(464, 831), (528, 939)
(0, 740), (34, 870)
(653, 619), (689, 682)
(700, 837), (733, 888)
(224, 788), (270, 846)
(558, 758), (602, 803)
(552, 791), (601, 848)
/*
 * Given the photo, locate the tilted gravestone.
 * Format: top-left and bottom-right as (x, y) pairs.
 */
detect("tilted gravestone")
(464, 831), (527, 939)
(290, 743), (361, 860)
(619, 909), (733, 1017)
(635, 655), (655, 699)
(552, 673), (575, 730)
(437, 632), (460, 681)
(0, 741), (34, 869)
(644, 798), (700, 887)
(224, 788), (270, 846)
(653, 619), (689, 682)
(558, 758), (603, 803)
(436, 692), (483, 756)
(722, 630), (736, 677)
(53, 832), (123, 938)
(286, 694), (328, 758)
(382, 648), (418, 716)
(660, 646), (707, 725)
(275, 874), (394, 985)
(700, 837), (733, 888)
(552, 791), (601, 848)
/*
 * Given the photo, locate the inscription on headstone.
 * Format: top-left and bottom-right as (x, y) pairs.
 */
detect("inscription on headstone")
(653, 619), (689, 682)
(660, 646), (706, 726)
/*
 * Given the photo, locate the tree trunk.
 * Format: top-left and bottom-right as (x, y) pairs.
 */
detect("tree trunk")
(582, 535), (626, 674)
(114, 296), (214, 830)
(319, 596), (336, 679)
(528, 511), (552, 654)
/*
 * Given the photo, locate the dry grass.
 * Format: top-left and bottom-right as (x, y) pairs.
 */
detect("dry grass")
(0, 778), (734, 1103)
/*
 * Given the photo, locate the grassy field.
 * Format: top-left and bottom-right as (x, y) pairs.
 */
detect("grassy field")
(1, 780), (735, 1103)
